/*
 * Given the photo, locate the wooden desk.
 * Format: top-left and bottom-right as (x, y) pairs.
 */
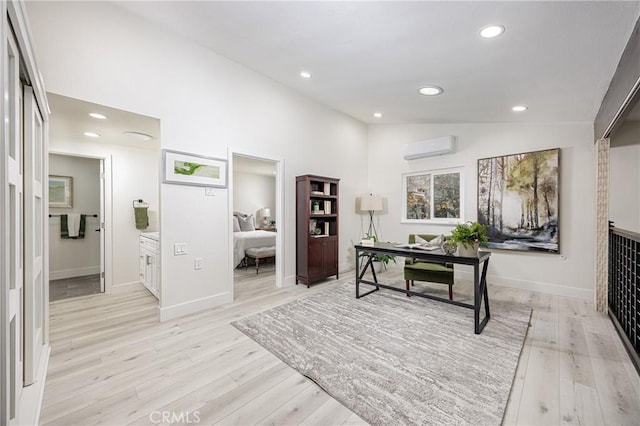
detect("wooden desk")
(355, 242), (491, 334)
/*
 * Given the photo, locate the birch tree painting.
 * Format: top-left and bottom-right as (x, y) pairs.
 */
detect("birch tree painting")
(477, 148), (559, 252)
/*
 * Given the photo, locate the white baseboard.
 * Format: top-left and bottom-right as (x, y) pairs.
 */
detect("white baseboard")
(159, 291), (233, 322)
(283, 274), (298, 287)
(17, 344), (50, 426)
(455, 270), (594, 301)
(50, 266), (100, 280)
(110, 281), (145, 294)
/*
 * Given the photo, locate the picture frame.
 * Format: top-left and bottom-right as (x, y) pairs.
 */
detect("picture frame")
(49, 175), (73, 208)
(477, 148), (560, 253)
(401, 167), (464, 224)
(163, 149), (228, 188)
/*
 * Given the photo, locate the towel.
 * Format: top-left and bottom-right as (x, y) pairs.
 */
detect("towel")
(135, 207), (149, 230)
(68, 214), (81, 237)
(60, 214), (86, 239)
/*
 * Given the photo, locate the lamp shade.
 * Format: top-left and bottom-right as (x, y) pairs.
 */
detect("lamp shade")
(360, 194), (383, 212)
(260, 208), (271, 217)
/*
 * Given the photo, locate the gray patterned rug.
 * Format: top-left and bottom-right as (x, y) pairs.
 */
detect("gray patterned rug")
(232, 283), (531, 425)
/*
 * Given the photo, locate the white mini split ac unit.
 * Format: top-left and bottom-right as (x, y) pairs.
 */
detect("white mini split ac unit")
(403, 135), (456, 160)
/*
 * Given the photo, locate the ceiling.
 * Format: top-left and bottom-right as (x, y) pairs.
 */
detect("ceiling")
(114, 1), (640, 124)
(48, 93), (160, 150)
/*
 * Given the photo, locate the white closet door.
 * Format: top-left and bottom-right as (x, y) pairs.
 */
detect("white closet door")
(23, 85), (46, 385)
(6, 25), (24, 419)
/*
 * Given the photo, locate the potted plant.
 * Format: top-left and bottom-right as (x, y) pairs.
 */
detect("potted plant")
(450, 221), (488, 257)
(361, 233), (396, 272)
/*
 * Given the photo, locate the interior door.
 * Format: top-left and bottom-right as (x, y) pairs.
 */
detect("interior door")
(99, 159), (105, 292)
(6, 26), (24, 419)
(23, 85), (46, 385)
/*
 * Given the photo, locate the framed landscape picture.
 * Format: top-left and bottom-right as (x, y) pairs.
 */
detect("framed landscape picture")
(401, 167), (464, 224)
(49, 175), (73, 208)
(477, 148), (560, 253)
(163, 149), (228, 188)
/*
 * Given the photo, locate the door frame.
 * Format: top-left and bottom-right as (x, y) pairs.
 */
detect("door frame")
(228, 148), (284, 295)
(49, 150), (113, 293)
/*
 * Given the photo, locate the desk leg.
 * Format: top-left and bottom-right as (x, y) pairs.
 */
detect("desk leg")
(355, 248), (360, 298)
(474, 258), (491, 334)
(481, 258), (491, 319)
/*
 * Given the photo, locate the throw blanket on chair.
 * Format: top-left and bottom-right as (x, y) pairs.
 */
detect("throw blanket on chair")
(60, 214), (86, 239)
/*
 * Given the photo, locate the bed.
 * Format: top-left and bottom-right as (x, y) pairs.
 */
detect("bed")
(233, 212), (276, 268)
(233, 230), (277, 268)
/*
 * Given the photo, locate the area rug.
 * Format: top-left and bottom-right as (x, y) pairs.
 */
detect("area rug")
(232, 283), (531, 425)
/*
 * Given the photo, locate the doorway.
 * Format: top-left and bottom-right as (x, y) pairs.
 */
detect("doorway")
(231, 152), (283, 295)
(46, 93), (161, 298)
(48, 154), (104, 301)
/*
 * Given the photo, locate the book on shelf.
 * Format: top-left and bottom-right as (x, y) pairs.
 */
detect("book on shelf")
(311, 210), (325, 215)
(324, 200), (331, 214)
(324, 222), (329, 235)
(323, 182), (330, 195)
(311, 191), (324, 195)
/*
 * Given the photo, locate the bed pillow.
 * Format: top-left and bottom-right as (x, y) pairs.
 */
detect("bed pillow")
(233, 216), (241, 232)
(238, 214), (255, 232)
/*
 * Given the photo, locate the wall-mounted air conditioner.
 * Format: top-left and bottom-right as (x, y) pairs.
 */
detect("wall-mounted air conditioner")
(403, 135), (456, 160)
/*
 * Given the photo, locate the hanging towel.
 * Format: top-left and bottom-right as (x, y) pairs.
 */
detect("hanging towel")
(60, 214), (86, 239)
(134, 207), (149, 230)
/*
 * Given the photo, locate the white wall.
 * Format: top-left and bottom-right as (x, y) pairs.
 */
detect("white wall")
(49, 139), (160, 289)
(368, 122), (595, 300)
(610, 121), (640, 233)
(233, 171), (276, 227)
(26, 2), (369, 320)
(49, 154), (100, 279)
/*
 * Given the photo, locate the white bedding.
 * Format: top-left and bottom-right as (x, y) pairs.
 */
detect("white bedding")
(234, 230), (277, 267)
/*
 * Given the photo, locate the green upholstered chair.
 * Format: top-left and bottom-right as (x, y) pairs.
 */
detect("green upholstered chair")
(404, 234), (455, 300)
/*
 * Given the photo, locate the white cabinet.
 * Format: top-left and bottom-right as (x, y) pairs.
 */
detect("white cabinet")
(139, 233), (160, 299)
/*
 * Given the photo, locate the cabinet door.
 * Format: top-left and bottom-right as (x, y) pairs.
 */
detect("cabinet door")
(322, 238), (338, 275)
(308, 239), (324, 277)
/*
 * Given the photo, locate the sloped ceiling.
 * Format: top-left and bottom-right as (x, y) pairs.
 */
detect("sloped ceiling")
(115, 1), (640, 124)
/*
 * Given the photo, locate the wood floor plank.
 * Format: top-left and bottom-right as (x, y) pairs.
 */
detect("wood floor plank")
(40, 267), (640, 426)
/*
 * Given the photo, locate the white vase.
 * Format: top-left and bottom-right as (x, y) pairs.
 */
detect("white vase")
(457, 242), (479, 258)
(372, 261), (384, 273)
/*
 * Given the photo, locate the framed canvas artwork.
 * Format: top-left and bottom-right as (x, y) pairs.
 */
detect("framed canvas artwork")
(477, 148), (560, 253)
(49, 175), (73, 208)
(163, 150), (228, 188)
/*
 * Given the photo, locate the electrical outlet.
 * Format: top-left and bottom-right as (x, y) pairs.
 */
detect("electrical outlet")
(194, 258), (203, 270)
(174, 243), (187, 256)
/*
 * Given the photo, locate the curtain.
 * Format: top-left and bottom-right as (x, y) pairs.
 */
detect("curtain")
(594, 138), (610, 313)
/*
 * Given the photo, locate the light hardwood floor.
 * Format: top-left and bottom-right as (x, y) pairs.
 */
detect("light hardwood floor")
(42, 266), (640, 425)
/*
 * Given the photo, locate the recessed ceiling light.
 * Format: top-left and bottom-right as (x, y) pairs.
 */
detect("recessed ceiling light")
(480, 25), (505, 39)
(83, 132), (100, 138)
(418, 86), (443, 96)
(300, 71), (312, 79)
(373, 112), (383, 118)
(512, 105), (528, 112)
(123, 131), (153, 141)
(89, 112), (107, 120)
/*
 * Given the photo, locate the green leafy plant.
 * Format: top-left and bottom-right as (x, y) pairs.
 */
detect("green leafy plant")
(450, 221), (488, 248)
(361, 233), (397, 267)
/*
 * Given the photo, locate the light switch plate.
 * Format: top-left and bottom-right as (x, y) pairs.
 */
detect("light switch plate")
(194, 258), (203, 270)
(205, 187), (216, 196)
(174, 243), (187, 256)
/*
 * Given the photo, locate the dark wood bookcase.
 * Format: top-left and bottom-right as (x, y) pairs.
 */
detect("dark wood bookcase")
(296, 175), (340, 287)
